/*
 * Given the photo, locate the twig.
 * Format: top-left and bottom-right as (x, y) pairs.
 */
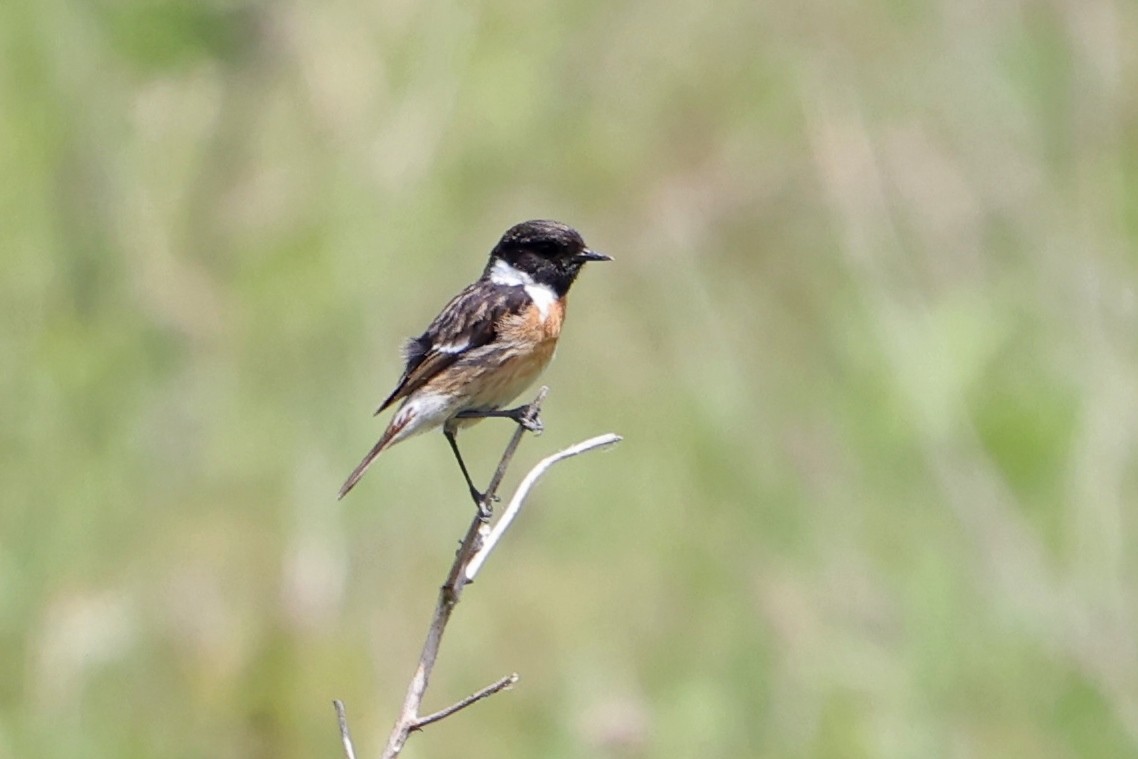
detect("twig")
(465, 433), (623, 581)
(412, 673), (519, 730)
(332, 387), (621, 758)
(441, 386), (549, 597)
(332, 700), (357, 759)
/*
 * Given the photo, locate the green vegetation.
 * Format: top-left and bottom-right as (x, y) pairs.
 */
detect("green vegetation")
(2, 0), (1137, 756)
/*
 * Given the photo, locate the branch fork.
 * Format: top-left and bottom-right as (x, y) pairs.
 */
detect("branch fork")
(333, 387), (621, 758)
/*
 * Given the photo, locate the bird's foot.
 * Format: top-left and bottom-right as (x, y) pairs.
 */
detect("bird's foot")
(455, 405), (544, 434)
(503, 404), (543, 434)
(470, 487), (499, 521)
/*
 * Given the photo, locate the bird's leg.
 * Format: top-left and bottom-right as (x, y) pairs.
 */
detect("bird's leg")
(444, 430), (493, 520)
(455, 403), (544, 434)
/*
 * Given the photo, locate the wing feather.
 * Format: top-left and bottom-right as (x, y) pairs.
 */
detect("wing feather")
(374, 281), (529, 414)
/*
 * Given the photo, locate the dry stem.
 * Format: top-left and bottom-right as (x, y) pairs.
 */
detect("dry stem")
(332, 388), (621, 759)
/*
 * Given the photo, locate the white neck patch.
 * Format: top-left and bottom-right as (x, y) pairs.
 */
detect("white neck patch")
(489, 258), (557, 319)
(489, 258), (533, 287)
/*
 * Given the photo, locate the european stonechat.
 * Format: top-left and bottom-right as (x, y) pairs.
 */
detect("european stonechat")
(338, 219), (611, 507)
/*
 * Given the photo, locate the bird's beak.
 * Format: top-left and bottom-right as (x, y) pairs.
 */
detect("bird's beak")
(576, 249), (613, 262)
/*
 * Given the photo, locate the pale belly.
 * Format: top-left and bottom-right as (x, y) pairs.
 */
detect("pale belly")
(448, 337), (557, 428)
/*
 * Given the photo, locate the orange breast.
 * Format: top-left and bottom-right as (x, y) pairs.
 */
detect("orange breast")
(496, 296), (565, 347)
(451, 298), (565, 422)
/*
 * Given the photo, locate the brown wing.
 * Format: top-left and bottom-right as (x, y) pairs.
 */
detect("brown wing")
(374, 280), (531, 414)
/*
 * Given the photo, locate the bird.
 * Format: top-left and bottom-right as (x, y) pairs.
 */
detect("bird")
(338, 219), (612, 509)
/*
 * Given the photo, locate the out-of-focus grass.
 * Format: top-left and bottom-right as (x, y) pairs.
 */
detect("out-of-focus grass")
(2, 0), (1137, 757)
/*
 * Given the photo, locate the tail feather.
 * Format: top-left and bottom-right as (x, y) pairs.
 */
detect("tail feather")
(337, 414), (412, 499)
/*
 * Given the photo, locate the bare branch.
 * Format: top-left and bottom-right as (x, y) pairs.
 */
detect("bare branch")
(332, 700), (357, 759)
(379, 388), (550, 759)
(465, 433), (623, 582)
(332, 387), (622, 758)
(412, 673), (519, 730)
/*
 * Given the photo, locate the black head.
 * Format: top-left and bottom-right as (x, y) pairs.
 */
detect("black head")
(486, 219), (611, 296)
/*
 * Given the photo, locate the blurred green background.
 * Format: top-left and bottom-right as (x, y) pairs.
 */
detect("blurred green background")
(3, 0), (1138, 757)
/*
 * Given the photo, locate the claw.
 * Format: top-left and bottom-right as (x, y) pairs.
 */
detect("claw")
(475, 495), (493, 521)
(468, 485), (499, 519)
(519, 411), (543, 434)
